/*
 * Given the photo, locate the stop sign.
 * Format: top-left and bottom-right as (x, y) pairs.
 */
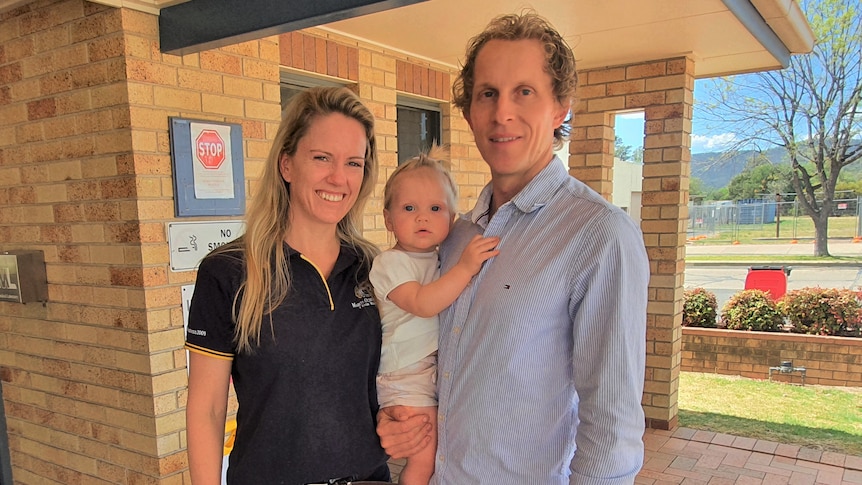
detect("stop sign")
(195, 130), (226, 169)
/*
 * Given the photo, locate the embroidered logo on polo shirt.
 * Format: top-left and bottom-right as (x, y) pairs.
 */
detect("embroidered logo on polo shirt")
(352, 281), (376, 309)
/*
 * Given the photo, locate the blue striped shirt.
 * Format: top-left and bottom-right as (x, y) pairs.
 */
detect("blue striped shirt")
(434, 159), (649, 485)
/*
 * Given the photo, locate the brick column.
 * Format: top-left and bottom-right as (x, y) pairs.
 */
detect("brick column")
(640, 58), (693, 430)
(569, 100), (617, 198)
(572, 57), (694, 430)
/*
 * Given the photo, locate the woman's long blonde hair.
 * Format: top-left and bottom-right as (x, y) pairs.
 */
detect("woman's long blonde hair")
(219, 87), (379, 353)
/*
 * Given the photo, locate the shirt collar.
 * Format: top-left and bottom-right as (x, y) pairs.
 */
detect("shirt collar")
(464, 156), (569, 225)
(284, 241), (361, 276)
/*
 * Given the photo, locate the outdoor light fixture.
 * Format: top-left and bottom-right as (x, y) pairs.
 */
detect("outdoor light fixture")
(768, 360), (806, 385)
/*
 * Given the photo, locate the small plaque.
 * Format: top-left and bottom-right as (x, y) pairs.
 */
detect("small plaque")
(168, 221), (246, 272)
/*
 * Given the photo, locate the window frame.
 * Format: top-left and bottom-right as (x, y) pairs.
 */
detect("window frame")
(396, 94), (443, 165)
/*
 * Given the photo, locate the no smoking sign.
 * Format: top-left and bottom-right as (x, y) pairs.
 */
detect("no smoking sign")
(195, 129), (226, 169)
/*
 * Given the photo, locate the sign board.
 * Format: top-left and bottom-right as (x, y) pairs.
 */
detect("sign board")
(190, 122), (234, 199)
(168, 221), (245, 272)
(169, 117), (245, 217)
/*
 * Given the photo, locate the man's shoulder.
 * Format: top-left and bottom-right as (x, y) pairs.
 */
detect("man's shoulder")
(552, 178), (618, 215)
(545, 178), (643, 239)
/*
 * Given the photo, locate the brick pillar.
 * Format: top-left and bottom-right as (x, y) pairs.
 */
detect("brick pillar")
(570, 80), (618, 198)
(639, 57), (693, 430)
(572, 57), (694, 431)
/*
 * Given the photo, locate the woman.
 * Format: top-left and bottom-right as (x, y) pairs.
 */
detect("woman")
(185, 87), (390, 484)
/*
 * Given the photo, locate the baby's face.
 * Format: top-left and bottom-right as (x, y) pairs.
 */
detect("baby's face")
(384, 168), (454, 253)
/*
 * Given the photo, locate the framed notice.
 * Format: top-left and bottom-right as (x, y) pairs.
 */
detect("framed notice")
(170, 117), (245, 217)
(0, 254), (21, 303)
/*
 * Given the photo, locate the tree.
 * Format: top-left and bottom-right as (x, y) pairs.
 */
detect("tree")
(699, 0), (861, 256)
(689, 177), (707, 200)
(726, 157), (793, 200)
(614, 136), (633, 160)
(615, 136), (644, 163)
(836, 178), (862, 196)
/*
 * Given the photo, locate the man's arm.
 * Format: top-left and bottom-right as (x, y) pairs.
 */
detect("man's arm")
(376, 406), (433, 458)
(569, 215), (649, 484)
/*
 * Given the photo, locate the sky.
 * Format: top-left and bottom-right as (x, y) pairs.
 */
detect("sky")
(614, 79), (737, 155)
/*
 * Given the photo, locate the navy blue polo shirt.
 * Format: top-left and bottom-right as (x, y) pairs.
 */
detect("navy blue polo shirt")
(186, 242), (387, 484)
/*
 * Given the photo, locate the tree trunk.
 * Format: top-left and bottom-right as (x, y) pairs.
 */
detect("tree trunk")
(813, 213), (830, 256)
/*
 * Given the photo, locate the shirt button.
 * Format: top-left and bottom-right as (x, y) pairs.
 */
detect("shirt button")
(443, 372), (450, 379)
(453, 327), (461, 334)
(438, 455), (445, 462)
(438, 412), (444, 422)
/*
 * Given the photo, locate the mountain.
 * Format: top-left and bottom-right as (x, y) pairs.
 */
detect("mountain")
(691, 147), (788, 189)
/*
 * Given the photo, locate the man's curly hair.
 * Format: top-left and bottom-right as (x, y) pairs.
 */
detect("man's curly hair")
(452, 12), (578, 149)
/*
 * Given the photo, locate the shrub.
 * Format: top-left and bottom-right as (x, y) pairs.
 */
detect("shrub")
(780, 287), (862, 337)
(720, 289), (785, 332)
(683, 288), (718, 327)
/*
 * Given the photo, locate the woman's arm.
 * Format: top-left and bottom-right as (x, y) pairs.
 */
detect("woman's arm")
(186, 352), (233, 485)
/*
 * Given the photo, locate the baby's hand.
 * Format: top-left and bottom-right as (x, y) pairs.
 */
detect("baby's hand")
(457, 235), (500, 275)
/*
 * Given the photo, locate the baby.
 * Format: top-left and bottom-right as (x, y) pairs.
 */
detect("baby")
(369, 148), (499, 485)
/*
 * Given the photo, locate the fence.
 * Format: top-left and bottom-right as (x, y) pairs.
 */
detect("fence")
(688, 196), (861, 242)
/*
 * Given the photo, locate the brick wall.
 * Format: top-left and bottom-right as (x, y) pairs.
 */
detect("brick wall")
(0, 1), (280, 482)
(682, 328), (862, 387)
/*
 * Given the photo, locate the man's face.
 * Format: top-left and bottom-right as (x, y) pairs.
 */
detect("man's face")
(465, 39), (568, 194)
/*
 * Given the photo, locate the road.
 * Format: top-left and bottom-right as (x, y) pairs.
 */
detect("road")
(684, 264), (862, 311)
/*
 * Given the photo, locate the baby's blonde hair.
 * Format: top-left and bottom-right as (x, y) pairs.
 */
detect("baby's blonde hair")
(384, 146), (458, 214)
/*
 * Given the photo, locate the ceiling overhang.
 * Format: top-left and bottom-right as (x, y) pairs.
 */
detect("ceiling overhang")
(0, 0), (814, 78)
(158, 0), (427, 56)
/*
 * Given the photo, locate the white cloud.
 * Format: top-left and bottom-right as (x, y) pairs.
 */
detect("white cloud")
(691, 133), (737, 153)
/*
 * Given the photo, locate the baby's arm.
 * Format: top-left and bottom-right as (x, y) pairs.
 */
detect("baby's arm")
(388, 235), (499, 317)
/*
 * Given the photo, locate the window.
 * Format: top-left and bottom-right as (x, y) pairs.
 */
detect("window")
(280, 71), (346, 110)
(397, 97), (441, 164)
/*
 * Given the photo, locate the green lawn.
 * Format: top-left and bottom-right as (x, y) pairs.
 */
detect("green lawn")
(688, 215), (858, 244)
(678, 372), (862, 456)
(685, 254), (862, 263)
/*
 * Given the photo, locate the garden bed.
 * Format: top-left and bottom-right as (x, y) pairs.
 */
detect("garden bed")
(681, 327), (862, 387)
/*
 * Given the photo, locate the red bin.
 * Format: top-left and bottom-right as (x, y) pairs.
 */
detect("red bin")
(744, 266), (791, 300)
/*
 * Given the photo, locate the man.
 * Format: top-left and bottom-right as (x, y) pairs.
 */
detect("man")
(378, 12), (649, 484)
